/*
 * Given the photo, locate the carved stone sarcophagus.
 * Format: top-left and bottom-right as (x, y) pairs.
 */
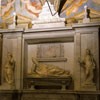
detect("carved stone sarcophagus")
(24, 76), (72, 90)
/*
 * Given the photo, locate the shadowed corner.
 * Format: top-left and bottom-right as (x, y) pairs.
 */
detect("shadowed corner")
(58, 0), (66, 15)
(12, 90), (21, 100)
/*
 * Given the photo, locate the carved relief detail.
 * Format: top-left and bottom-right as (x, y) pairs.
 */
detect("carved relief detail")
(4, 52), (15, 89)
(37, 43), (64, 58)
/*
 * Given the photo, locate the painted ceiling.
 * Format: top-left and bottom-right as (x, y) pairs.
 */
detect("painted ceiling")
(0, 0), (100, 23)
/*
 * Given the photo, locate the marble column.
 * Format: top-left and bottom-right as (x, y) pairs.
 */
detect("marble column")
(0, 29), (23, 90)
(0, 34), (2, 85)
(73, 23), (100, 91)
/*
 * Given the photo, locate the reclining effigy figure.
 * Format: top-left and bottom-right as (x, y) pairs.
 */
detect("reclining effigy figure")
(30, 57), (70, 77)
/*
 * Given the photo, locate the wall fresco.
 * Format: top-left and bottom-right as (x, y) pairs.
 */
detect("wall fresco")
(0, 0), (100, 24)
(19, 0), (55, 19)
(61, 0), (100, 18)
(1, 0), (15, 20)
(20, 0), (42, 19)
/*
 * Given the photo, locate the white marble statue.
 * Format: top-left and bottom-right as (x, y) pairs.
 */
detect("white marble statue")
(83, 5), (90, 23)
(4, 52), (15, 87)
(79, 49), (96, 86)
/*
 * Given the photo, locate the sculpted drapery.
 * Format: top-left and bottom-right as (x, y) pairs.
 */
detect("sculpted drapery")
(79, 49), (96, 85)
(30, 57), (70, 77)
(4, 52), (15, 86)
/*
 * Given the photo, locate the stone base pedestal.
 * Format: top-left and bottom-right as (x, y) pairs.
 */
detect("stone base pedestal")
(81, 83), (96, 91)
(8, 23), (16, 29)
(32, 22), (65, 29)
(83, 18), (90, 23)
(0, 83), (15, 90)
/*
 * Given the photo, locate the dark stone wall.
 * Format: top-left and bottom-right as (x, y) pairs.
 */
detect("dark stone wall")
(22, 93), (75, 100)
(0, 34), (2, 85)
(0, 90), (99, 100)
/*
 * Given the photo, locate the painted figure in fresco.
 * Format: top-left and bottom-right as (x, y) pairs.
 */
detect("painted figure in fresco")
(58, 0), (100, 20)
(21, 0), (42, 19)
(92, 0), (100, 4)
(30, 57), (70, 77)
(39, 0), (45, 5)
(61, 0), (87, 16)
(4, 52), (15, 86)
(1, 0), (15, 18)
(79, 49), (96, 85)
